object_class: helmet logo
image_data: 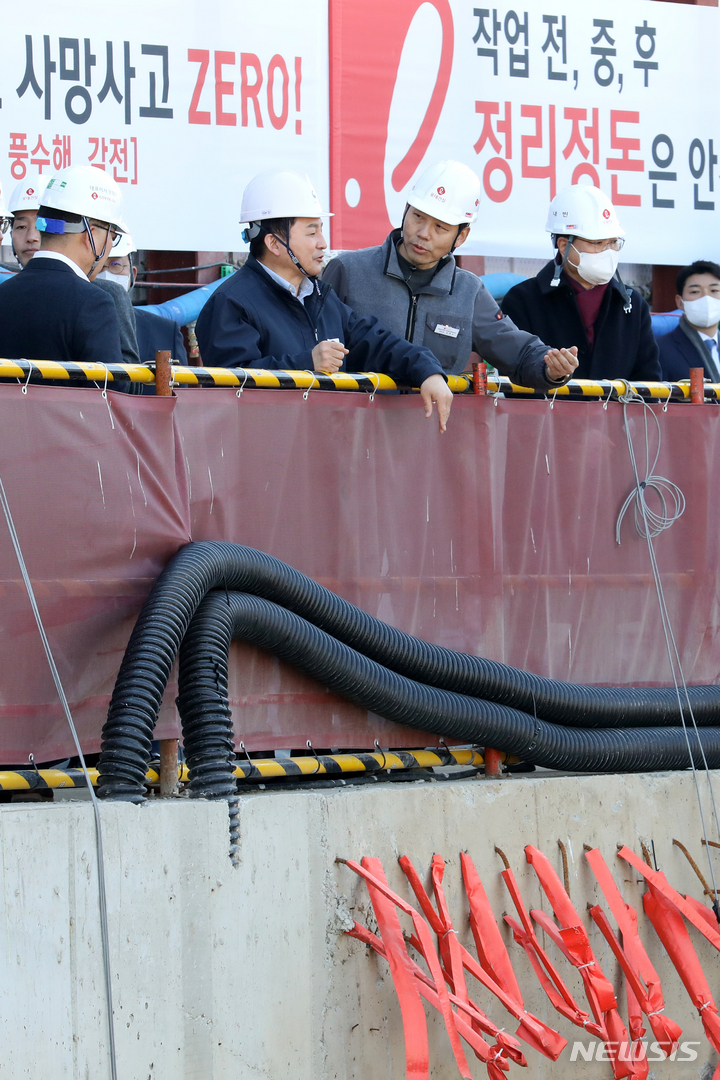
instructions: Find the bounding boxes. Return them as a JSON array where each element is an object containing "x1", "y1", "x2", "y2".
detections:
[
  {"x1": 475, "y1": 199, "x2": 479, "y2": 206},
  {"x1": 91, "y1": 192, "x2": 99, "y2": 200},
  {"x1": 437, "y1": 186, "x2": 445, "y2": 195},
  {"x1": 603, "y1": 208, "x2": 610, "y2": 219},
  {"x1": 26, "y1": 187, "x2": 34, "y2": 196}
]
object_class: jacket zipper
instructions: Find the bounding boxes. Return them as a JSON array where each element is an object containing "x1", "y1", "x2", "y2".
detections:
[
  {"x1": 299, "y1": 286, "x2": 326, "y2": 343},
  {"x1": 405, "y1": 292, "x2": 418, "y2": 341}
]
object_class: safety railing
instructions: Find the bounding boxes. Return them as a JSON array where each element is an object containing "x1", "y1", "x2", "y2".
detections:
[
  {"x1": 0, "y1": 747, "x2": 491, "y2": 792},
  {"x1": 0, "y1": 359, "x2": 716, "y2": 402}
]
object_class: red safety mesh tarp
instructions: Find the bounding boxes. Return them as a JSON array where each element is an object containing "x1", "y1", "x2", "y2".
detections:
[{"x1": 1, "y1": 383, "x2": 719, "y2": 762}]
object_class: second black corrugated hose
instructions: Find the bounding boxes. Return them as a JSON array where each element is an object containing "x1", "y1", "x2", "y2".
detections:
[{"x1": 174, "y1": 590, "x2": 720, "y2": 779}]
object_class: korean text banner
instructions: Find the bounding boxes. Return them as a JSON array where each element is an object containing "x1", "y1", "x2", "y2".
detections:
[
  {"x1": 330, "y1": 0, "x2": 720, "y2": 264},
  {"x1": 0, "y1": 0, "x2": 329, "y2": 251}
]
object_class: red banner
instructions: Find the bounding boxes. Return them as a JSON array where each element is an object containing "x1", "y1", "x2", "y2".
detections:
[{"x1": 1, "y1": 384, "x2": 719, "y2": 761}]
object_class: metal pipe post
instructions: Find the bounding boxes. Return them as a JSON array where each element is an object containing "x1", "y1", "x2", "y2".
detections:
[
  {"x1": 690, "y1": 367, "x2": 705, "y2": 404},
  {"x1": 155, "y1": 349, "x2": 173, "y2": 397},
  {"x1": 484, "y1": 747, "x2": 503, "y2": 778},
  {"x1": 159, "y1": 739, "x2": 179, "y2": 797}
]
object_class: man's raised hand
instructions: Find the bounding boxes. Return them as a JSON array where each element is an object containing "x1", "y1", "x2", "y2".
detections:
[{"x1": 312, "y1": 339, "x2": 349, "y2": 373}]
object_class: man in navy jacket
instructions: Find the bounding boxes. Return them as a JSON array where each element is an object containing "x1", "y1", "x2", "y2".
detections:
[
  {"x1": 658, "y1": 261, "x2": 720, "y2": 382},
  {"x1": 135, "y1": 309, "x2": 187, "y2": 366},
  {"x1": 0, "y1": 166, "x2": 124, "y2": 366},
  {"x1": 196, "y1": 169, "x2": 454, "y2": 431}
]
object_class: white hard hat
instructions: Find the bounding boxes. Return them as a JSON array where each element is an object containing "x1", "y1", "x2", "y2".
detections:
[
  {"x1": 407, "y1": 160, "x2": 481, "y2": 226},
  {"x1": 41, "y1": 166, "x2": 126, "y2": 231},
  {"x1": 240, "y1": 169, "x2": 333, "y2": 223},
  {"x1": 546, "y1": 184, "x2": 625, "y2": 241},
  {"x1": 112, "y1": 232, "x2": 136, "y2": 258},
  {"x1": 9, "y1": 176, "x2": 45, "y2": 214}
]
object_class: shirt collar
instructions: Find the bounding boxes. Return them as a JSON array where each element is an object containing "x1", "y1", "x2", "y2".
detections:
[
  {"x1": 258, "y1": 260, "x2": 315, "y2": 302},
  {"x1": 32, "y1": 250, "x2": 89, "y2": 280}
]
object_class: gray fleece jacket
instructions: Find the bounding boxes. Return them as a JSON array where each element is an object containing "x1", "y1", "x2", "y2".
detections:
[
  {"x1": 94, "y1": 277, "x2": 140, "y2": 364},
  {"x1": 322, "y1": 230, "x2": 562, "y2": 388}
]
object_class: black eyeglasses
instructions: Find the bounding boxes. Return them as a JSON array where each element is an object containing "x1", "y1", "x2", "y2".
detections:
[{"x1": 89, "y1": 221, "x2": 122, "y2": 248}]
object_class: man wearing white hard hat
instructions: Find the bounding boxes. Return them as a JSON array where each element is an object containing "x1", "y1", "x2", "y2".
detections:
[
  {"x1": 90, "y1": 231, "x2": 141, "y2": 365},
  {"x1": 323, "y1": 160, "x2": 578, "y2": 387},
  {"x1": 196, "y1": 169, "x2": 454, "y2": 432},
  {"x1": 502, "y1": 184, "x2": 660, "y2": 382},
  {"x1": 8, "y1": 176, "x2": 43, "y2": 267},
  {"x1": 0, "y1": 165, "x2": 125, "y2": 365}
]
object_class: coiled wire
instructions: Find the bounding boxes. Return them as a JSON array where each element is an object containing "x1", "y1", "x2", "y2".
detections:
[{"x1": 615, "y1": 388, "x2": 685, "y2": 543}]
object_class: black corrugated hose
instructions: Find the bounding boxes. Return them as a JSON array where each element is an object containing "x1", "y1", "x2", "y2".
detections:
[
  {"x1": 176, "y1": 591, "x2": 720, "y2": 775},
  {"x1": 97, "y1": 541, "x2": 720, "y2": 802}
]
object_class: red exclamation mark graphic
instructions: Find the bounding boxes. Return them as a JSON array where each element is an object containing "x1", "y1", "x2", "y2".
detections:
[{"x1": 294, "y1": 57, "x2": 302, "y2": 134}]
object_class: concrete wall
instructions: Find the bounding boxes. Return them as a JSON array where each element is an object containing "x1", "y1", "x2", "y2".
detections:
[{"x1": 2, "y1": 770, "x2": 719, "y2": 1079}]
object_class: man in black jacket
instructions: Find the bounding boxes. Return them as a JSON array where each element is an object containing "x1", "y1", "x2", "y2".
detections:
[
  {"x1": 196, "y1": 169, "x2": 454, "y2": 431},
  {"x1": 502, "y1": 185, "x2": 660, "y2": 383},
  {"x1": 658, "y1": 261, "x2": 720, "y2": 382},
  {"x1": 0, "y1": 165, "x2": 125, "y2": 366}
]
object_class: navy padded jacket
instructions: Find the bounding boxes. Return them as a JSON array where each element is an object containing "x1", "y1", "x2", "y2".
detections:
[{"x1": 196, "y1": 256, "x2": 444, "y2": 386}]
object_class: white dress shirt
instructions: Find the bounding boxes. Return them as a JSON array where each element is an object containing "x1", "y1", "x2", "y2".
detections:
[{"x1": 32, "y1": 250, "x2": 88, "y2": 280}]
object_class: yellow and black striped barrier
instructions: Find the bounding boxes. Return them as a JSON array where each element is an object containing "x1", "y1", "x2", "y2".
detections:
[
  {"x1": 0, "y1": 359, "x2": 715, "y2": 402},
  {"x1": 0, "y1": 359, "x2": 469, "y2": 394},
  {"x1": 0, "y1": 748, "x2": 490, "y2": 791},
  {"x1": 0, "y1": 359, "x2": 156, "y2": 385},
  {"x1": 485, "y1": 375, "x2": 699, "y2": 402},
  {"x1": 169, "y1": 368, "x2": 475, "y2": 393}
]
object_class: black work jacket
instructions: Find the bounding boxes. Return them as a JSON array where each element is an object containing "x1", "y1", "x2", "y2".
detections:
[{"x1": 501, "y1": 261, "x2": 661, "y2": 382}]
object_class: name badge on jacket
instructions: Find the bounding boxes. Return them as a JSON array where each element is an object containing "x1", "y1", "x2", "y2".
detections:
[{"x1": 434, "y1": 323, "x2": 460, "y2": 338}]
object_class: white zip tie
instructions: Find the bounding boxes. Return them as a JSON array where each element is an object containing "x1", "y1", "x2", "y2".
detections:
[
  {"x1": 302, "y1": 370, "x2": 319, "y2": 400},
  {"x1": 21, "y1": 361, "x2": 33, "y2": 395},
  {"x1": 235, "y1": 368, "x2": 249, "y2": 399}
]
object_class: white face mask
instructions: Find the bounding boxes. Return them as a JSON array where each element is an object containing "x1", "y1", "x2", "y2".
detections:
[
  {"x1": 683, "y1": 294, "x2": 720, "y2": 328},
  {"x1": 96, "y1": 269, "x2": 131, "y2": 292},
  {"x1": 571, "y1": 244, "x2": 620, "y2": 287}
]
